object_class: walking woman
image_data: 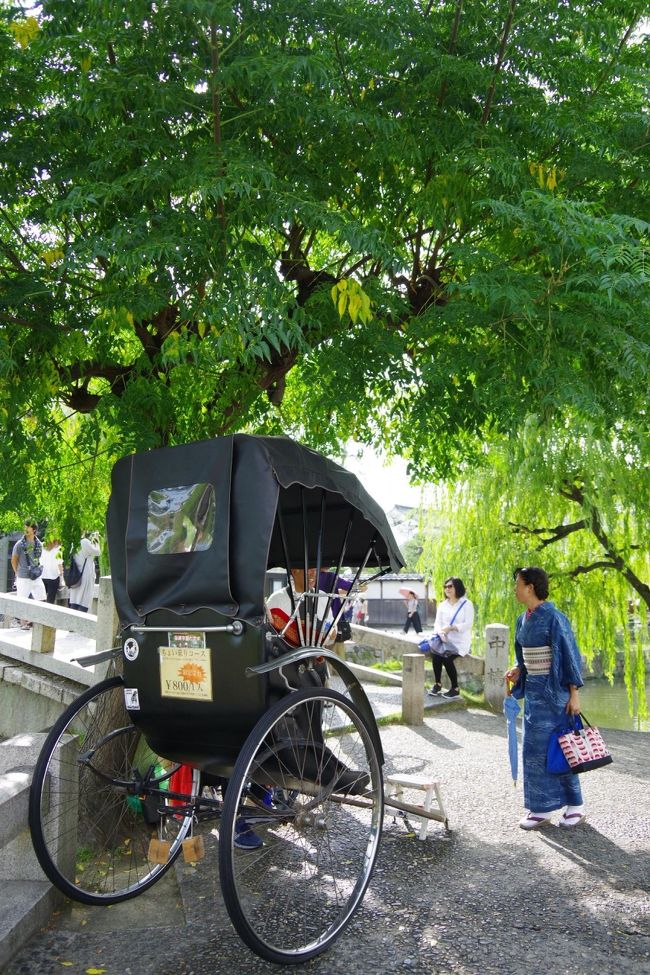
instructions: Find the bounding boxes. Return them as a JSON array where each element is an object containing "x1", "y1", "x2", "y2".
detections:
[
  {"x1": 402, "y1": 591, "x2": 423, "y2": 634},
  {"x1": 505, "y1": 567, "x2": 585, "y2": 830}
]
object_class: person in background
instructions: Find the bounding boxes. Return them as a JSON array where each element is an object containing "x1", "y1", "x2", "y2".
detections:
[
  {"x1": 505, "y1": 566, "x2": 585, "y2": 830},
  {"x1": 354, "y1": 596, "x2": 368, "y2": 626},
  {"x1": 67, "y1": 531, "x2": 101, "y2": 612},
  {"x1": 11, "y1": 520, "x2": 46, "y2": 628},
  {"x1": 427, "y1": 577, "x2": 474, "y2": 699},
  {"x1": 402, "y1": 590, "x2": 423, "y2": 634},
  {"x1": 41, "y1": 538, "x2": 63, "y2": 604},
  {"x1": 266, "y1": 568, "x2": 352, "y2": 648}
]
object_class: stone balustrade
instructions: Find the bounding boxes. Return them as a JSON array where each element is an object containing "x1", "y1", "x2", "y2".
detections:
[{"x1": 0, "y1": 576, "x2": 119, "y2": 687}]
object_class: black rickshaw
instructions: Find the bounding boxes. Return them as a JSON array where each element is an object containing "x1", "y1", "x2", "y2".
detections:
[{"x1": 28, "y1": 434, "x2": 405, "y2": 964}]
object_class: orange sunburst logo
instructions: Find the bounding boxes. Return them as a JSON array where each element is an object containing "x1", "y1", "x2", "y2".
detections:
[{"x1": 178, "y1": 662, "x2": 207, "y2": 684}]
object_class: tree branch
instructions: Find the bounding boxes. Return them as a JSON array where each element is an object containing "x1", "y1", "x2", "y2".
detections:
[
  {"x1": 210, "y1": 21, "x2": 226, "y2": 233},
  {"x1": 0, "y1": 206, "x2": 40, "y2": 266},
  {"x1": 591, "y1": 15, "x2": 641, "y2": 97},
  {"x1": 437, "y1": 0, "x2": 463, "y2": 107},
  {"x1": 481, "y1": 0, "x2": 517, "y2": 125},
  {"x1": 559, "y1": 480, "x2": 650, "y2": 609},
  {"x1": 0, "y1": 311, "x2": 35, "y2": 328},
  {"x1": 564, "y1": 561, "x2": 619, "y2": 578},
  {"x1": 333, "y1": 36, "x2": 373, "y2": 141},
  {"x1": 509, "y1": 519, "x2": 588, "y2": 547}
]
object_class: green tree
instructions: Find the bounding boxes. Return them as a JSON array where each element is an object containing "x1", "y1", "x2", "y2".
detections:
[
  {"x1": 2, "y1": 3, "x2": 649, "y2": 480},
  {"x1": 420, "y1": 417, "x2": 649, "y2": 717}
]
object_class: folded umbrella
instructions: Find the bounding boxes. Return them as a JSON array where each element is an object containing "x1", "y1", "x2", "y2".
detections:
[{"x1": 503, "y1": 690, "x2": 520, "y2": 786}]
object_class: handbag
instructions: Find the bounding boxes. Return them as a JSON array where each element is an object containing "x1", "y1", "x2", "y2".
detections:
[
  {"x1": 548, "y1": 712, "x2": 613, "y2": 775},
  {"x1": 337, "y1": 618, "x2": 352, "y2": 642},
  {"x1": 426, "y1": 600, "x2": 468, "y2": 657},
  {"x1": 63, "y1": 557, "x2": 86, "y2": 589},
  {"x1": 547, "y1": 715, "x2": 579, "y2": 774}
]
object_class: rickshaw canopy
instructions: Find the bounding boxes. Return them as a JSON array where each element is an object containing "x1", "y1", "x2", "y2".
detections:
[{"x1": 107, "y1": 434, "x2": 404, "y2": 626}]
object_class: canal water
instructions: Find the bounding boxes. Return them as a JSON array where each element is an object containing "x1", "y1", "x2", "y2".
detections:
[{"x1": 579, "y1": 677, "x2": 648, "y2": 732}]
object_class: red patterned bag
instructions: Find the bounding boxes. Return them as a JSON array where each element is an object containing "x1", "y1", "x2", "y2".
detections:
[{"x1": 557, "y1": 713, "x2": 613, "y2": 774}]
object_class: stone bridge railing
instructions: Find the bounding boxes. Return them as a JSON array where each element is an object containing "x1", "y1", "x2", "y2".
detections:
[
  {"x1": 349, "y1": 621, "x2": 510, "y2": 722},
  {"x1": 0, "y1": 576, "x2": 119, "y2": 687}
]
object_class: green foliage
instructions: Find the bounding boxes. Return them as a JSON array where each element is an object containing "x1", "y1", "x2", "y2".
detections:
[
  {"x1": 419, "y1": 418, "x2": 649, "y2": 716},
  {"x1": 401, "y1": 534, "x2": 425, "y2": 572},
  {"x1": 0, "y1": 0, "x2": 649, "y2": 542}
]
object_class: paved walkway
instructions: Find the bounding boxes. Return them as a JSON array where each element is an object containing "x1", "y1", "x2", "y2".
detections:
[{"x1": 5, "y1": 698, "x2": 649, "y2": 975}]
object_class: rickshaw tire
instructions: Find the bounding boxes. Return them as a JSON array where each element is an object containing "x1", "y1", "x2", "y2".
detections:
[
  {"x1": 219, "y1": 686, "x2": 383, "y2": 964},
  {"x1": 29, "y1": 676, "x2": 198, "y2": 905}
]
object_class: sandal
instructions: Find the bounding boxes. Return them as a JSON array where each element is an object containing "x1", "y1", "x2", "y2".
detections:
[
  {"x1": 559, "y1": 811, "x2": 586, "y2": 828},
  {"x1": 519, "y1": 812, "x2": 553, "y2": 830}
]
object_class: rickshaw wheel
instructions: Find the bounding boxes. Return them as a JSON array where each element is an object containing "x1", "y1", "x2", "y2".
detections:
[
  {"x1": 219, "y1": 686, "x2": 383, "y2": 964},
  {"x1": 29, "y1": 676, "x2": 200, "y2": 904}
]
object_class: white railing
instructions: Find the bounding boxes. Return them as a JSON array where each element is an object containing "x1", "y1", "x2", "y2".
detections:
[{"x1": 0, "y1": 577, "x2": 119, "y2": 686}]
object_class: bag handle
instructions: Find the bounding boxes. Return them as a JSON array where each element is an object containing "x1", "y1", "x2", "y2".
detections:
[{"x1": 560, "y1": 713, "x2": 583, "y2": 735}]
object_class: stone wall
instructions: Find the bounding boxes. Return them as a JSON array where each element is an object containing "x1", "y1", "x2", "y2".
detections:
[{"x1": 0, "y1": 661, "x2": 85, "y2": 738}]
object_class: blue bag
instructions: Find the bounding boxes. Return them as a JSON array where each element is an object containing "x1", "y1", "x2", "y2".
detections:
[{"x1": 547, "y1": 714, "x2": 583, "y2": 774}]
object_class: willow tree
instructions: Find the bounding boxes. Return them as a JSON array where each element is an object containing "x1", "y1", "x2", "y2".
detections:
[
  {"x1": 420, "y1": 417, "x2": 649, "y2": 716},
  {"x1": 1, "y1": 1, "x2": 649, "y2": 520}
]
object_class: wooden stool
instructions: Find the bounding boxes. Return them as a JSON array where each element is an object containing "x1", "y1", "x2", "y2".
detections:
[{"x1": 384, "y1": 773, "x2": 448, "y2": 839}]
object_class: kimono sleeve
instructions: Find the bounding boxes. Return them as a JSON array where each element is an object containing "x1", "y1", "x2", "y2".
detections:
[{"x1": 550, "y1": 613, "x2": 584, "y2": 690}]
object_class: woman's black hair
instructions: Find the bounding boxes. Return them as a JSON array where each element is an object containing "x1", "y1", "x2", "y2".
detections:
[
  {"x1": 444, "y1": 577, "x2": 466, "y2": 597},
  {"x1": 513, "y1": 566, "x2": 549, "y2": 600}
]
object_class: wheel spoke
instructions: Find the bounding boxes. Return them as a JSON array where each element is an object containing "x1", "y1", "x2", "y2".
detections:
[
  {"x1": 219, "y1": 688, "x2": 383, "y2": 963},
  {"x1": 29, "y1": 677, "x2": 199, "y2": 904}
]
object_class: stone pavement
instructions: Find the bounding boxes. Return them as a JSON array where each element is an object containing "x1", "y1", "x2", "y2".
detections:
[{"x1": 4, "y1": 694, "x2": 649, "y2": 975}]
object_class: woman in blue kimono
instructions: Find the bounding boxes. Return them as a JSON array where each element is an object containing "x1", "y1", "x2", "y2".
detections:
[{"x1": 505, "y1": 567, "x2": 586, "y2": 830}]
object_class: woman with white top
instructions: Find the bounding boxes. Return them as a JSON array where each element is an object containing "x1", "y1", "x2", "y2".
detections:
[
  {"x1": 67, "y1": 532, "x2": 101, "y2": 612},
  {"x1": 427, "y1": 577, "x2": 474, "y2": 699},
  {"x1": 41, "y1": 538, "x2": 63, "y2": 604}
]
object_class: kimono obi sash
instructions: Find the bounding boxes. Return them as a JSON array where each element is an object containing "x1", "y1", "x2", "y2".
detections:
[{"x1": 522, "y1": 645, "x2": 552, "y2": 675}]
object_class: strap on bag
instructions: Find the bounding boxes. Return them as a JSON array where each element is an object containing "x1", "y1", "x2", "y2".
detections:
[
  {"x1": 22, "y1": 537, "x2": 41, "y2": 567},
  {"x1": 448, "y1": 599, "x2": 467, "y2": 628},
  {"x1": 556, "y1": 712, "x2": 583, "y2": 737}
]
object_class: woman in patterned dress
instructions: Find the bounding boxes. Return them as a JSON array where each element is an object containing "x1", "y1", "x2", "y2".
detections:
[{"x1": 505, "y1": 567, "x2": 586, "y2": 830}]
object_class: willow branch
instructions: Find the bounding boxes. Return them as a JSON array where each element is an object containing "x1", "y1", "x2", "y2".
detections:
[
  {"x1": 564, "y1": 561, "x2": 619, "y2": 578},
  {"x1": 560, "y1": 481, "x2": 650, "y2": 609},
  {"x1": 509, "y1": 519, "x2": 588, "y2": 547}
]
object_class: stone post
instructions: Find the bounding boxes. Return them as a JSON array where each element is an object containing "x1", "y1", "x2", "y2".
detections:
[
  {"x1": 332, "y1": 642, "x2": 347, "y2": 661},
  {"x1": 402, "y1": 653, "x2": 424, "y2": 725},
  {"x1": 31, "y1": 622, "x2": 56, "y2": 653},
  {"x1": 95, "y1": 576, "x2": 119, "y2": 654},
  {"x1": 484, "y1": 623, "x2": 510, "y2": 710}
]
